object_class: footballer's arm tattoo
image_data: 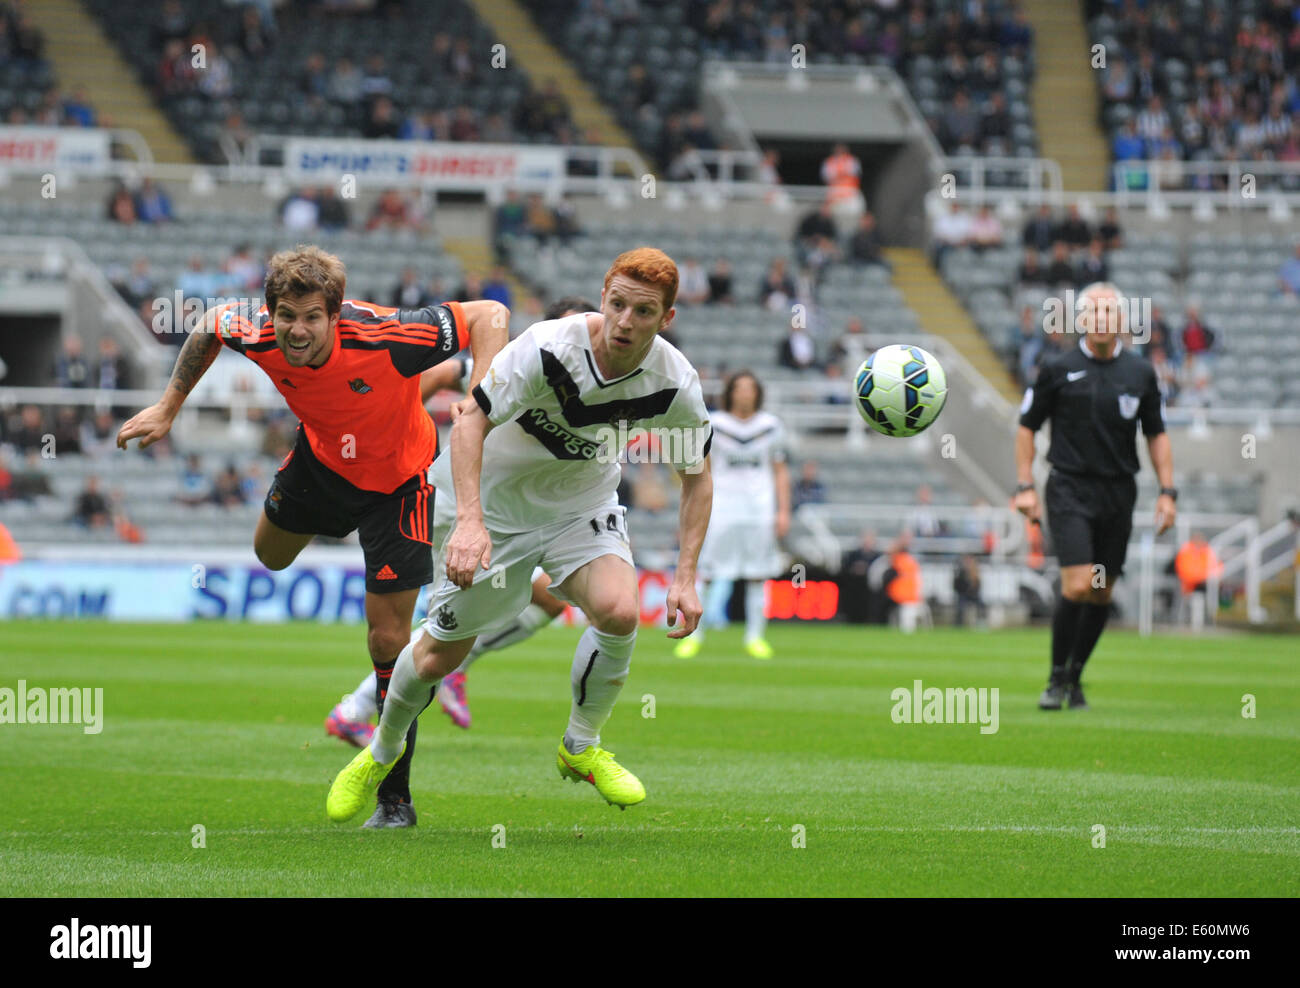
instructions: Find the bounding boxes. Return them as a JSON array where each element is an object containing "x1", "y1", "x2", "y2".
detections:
[{"x1": 165, "y1": 330, "x2": 223, "y2": 405}]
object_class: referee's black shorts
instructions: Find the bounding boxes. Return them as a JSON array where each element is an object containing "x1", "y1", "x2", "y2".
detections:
[
  {"x1": 1044, "y1": 469, "x2": 1137, "y2": 577},
  {"x1": 262, "y1": 427, "x2": 434, "y2": 594}
]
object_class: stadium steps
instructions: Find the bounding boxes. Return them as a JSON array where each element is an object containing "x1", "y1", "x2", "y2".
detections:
[
  {"x1": 460, "y1": 0, "x2": 644, "y2": 175},
  {"x1": 440, "y1": 236, "x2": 536, "y2": 314},
  {"x1": 1021, "y1": 0, "x2": 1109, "y2": 192},
  {"x1": 26, "y1": 0, "x2": 194, "y2": 164},
  {"x1": 883, "y1": 247, "x2": 1019, "y2": 403}
]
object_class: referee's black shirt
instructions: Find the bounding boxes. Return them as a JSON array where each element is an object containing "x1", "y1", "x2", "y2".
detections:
[{"x1": 1019, "y1": 338, "x2": 1165, "y2": 477}]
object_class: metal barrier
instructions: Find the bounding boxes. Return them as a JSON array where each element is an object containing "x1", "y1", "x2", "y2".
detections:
[
  {"x1": 1112, "y1": 160, "x2": 1300, "y2": 208},
  {"x1": 1204, "y1": 516, "x2": 1298, "y2": 626},
  {"x1": 794, "y1": 503, "x2": 1027, "y2": 569},
  {"x1": 942, "y1": 156, "x2": 1064, "y2": 197}
]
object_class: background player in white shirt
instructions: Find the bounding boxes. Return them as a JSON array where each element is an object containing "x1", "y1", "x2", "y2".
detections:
[
  {"x1": 327, "y1": 248, "x2": 714, "y2": 816},
  {"x1": 674, "y1": 371, "x2": 790, "y2": 660}
]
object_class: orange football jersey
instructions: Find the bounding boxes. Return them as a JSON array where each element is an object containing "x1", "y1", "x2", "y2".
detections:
[{"x1": 215, "y1": 299, "x2": 467, "y2": 493}]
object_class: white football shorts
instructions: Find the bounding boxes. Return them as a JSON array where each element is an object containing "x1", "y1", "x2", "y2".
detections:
[
  {"x1": 699, "y1": 516, "x2": 780, "y2": 581},
  {"x1": 422, "y1": 497, "x2": 634, "y2": 641}
]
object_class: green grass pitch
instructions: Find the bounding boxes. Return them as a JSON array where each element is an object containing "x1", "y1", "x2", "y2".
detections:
[{"x1": 0, "y1": 621, "x2": 1295, "y2": 897}]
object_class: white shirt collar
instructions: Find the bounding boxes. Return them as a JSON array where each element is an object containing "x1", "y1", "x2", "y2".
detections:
[{"x1": 1079, "y1": 336, "x2": 1123, "y2": 360}]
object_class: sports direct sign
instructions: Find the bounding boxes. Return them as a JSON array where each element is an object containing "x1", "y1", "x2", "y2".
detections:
[
  {"x1": 283, "y1": 138, "x2": 565, "y2": 188},
  {"x1": 0, "y1": 126, "x2": 112, "y2": 174}
]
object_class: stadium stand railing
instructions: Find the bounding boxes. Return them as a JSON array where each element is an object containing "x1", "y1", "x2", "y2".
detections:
[{"x1": 1111, "y1": 160, "x2": 1300, "y2": 204}]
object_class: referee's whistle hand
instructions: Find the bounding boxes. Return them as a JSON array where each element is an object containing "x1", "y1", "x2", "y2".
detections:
[
  {"x1": 1013, "y1": 488, "x2": 1040, "y2": 524},
  {"x1": 1154, "y1": 495, "x2": 1177, "y2": 536}
]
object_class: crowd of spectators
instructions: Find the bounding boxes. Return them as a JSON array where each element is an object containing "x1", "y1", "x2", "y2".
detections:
[
  {"x1": 103, "y1": 242, "x2": 266, "y2": 342},
  {"x1": 142, "y1": 1, "x2": 576, "y2": 160},
  {"x1": 539, "y1": 0, "x2": 1034, "y2": 173},
  {"x1": 973, "y1": 198, "x2": 1227, "y2": 406},
  {"x1": 1093, "y1": 0, "x2": 1300, "y2": 190},
  {"x1": 4, "y1": 83, "x2": 103, "y2": 129},
  {"x1": 106, "y1": 178, "x2": 175, "y2": 225},
  {"x1": 53, "y1": 334, "x2": 132, "y2": 393},
  {"x1": 686, "y1": 0, "x2": 1034, "y2": 160},
  {"x1": 174, "y1": 453, "x2": 264, "y2": 509},
  {"x1": 0, "y1": 1, "x2": 45, "y2": 73},
  {"x1": 0, "y1": 340, "x2": 292, "y2": 542},
  {"x1": 1138, "y1": 302, "x2": 1218, "y2": 408},
  {"x1": 492, "y1": 190, "x2": 581, "y2": 260},
  {"x1": 684, "y1": 1, "x2": 1031, "y2": 72},
  {"x1": 0, "y1": 396, "x2": 143, "y2": 541},
  {"x1": 1, "y1": 2, "x2": 105, "y2": 129}
]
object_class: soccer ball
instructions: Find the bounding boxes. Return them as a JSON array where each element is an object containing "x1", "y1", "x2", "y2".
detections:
[{"x1": 853, "y1": 344, "x2": 948, "y2": 437}]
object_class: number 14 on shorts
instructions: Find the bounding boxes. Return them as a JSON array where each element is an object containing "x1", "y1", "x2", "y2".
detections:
[{"x1": 590, "y1": 512, "x2": 627, "y2": 542}]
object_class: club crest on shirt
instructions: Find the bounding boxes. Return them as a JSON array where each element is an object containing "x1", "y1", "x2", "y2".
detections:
[
  {"x1": 1118, "y1": 393, "x2": 1140, "y2": 419},
  {"x1": 349, "y1": 378, "x2": 372, "y2": 394}
]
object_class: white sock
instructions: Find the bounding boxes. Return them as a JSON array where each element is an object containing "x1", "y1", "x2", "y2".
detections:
[
  {"x1": 458, "y1": 603, "x2": 554, "y2": 672},
  {"x1": 337, "y1": 671, "x2": 377, "y2": 722},
  {"x1": 563, "y1": 626, "x2": 635, "y2": 754},
  {"x1": 744, "y1": 580, "x2": 768, "y2": 643},
  {"x1": 370, "y1": 636, "x2": 438, "y2": 764}
]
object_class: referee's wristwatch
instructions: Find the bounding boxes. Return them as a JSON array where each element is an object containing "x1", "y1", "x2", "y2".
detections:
[
  {"x1": 1159, "y1": 487, "x2": 1179, "y2": 502},
  {"x1": 1014, "y1": 482, "x2": 1035, "y2": 495}
]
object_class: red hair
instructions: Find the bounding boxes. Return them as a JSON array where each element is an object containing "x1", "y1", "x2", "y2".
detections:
[{"x1": 603, "y1": 247, "x2": 678, "y2": 310}]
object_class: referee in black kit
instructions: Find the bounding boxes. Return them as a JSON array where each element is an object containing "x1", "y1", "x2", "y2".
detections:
[{"x1": 1014, "y1": 282, "x2": 1177, "y2": 710}]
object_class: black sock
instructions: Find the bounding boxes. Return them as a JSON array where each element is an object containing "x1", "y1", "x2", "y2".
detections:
[
  {"x1": 1051, "y1": 597, "x2": 1085, "y2": 682},
  {"x1": 377, "y1": 719, "x2": 417, "y2": 804},
  {"x1": 370, "y1": 656, "x2": 401, "y2": 802},
  {"x1": 1070, "y1": 603, "x2": 1111, "y2": 682},
  {"x1": 372, "y1": 657, "x2": 396, "y2": 712}
]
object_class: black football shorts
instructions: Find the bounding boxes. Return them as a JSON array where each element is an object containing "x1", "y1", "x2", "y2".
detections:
[
  {"x1": 1044, "y1": 468, "x2": 1138, "y2": 577},
  {"x1": 263, "y1": 427, "x2": 434, "y2": 593}
]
